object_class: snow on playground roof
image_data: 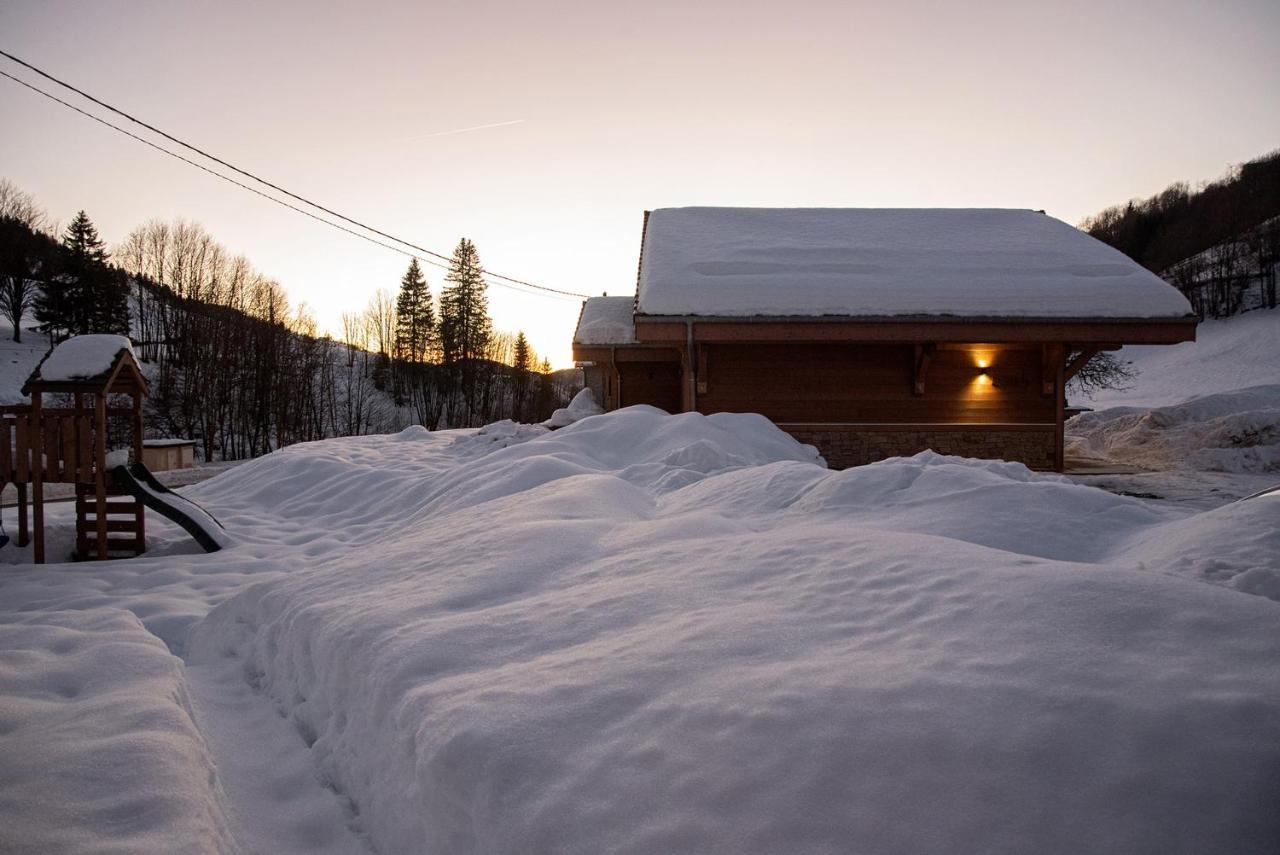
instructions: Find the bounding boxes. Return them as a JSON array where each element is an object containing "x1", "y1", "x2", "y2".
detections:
[
  {"x1": 636, "y1": 208, "x2": 1195, "y2": 319},
  {"x1": 573, "y1": 295, "x2": 636, "y2": 345},
  {"x1": 34, "y1": 334, "x2": 135, "y2": 382}
]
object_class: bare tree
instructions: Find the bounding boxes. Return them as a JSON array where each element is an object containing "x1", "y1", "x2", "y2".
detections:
[{"x1": 0, "y1": 180, "x2": 50, "y2": 342}]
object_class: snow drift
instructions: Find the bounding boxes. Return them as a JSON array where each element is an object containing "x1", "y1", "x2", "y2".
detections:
[
  {"x1": 0, "y1": 609, "x2": 237, "y2": 854},
  {"x1": 1069, "y1": 385, "x2": 1280, "y2": 473},
  {"x1": 163, "y1": 409, "x2": 1280, "y2": 854},
  {"x1": 3, "y1": 407, "x2": 1278, "y2": 853}
]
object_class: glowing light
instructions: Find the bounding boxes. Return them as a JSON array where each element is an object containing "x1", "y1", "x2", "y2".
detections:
[{"x1": 975, "y1": 356, "x2": 991, "y2": 369}]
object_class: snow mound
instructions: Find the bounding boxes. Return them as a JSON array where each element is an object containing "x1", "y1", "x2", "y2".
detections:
[
  {"x1": 573, "y1": 295, "x2": 635, "y2": 345},
  {"x1": 543, "y1": 387, "x2": 605, "y2": 428},
  {"x1": 1118, "y1": 490, "x2": 1280, "y2": 601},
  {"x1": 0, "y1": 609, "x2": 235, "y2": 854},
  {"x1": 35, "y1": 334, "x2": 134, "y2": 382},
  {"x1": 1069, "y1": 385, "x2": 1280, "y2": 472},
  {"x1": 177, "y1": 415, "x2": 1279, "y2": 855}
]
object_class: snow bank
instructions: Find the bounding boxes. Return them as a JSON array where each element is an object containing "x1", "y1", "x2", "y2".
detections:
[
  {"x1": 573, "y1": 295, "x2": 635, "y2": 345},
  {"x1": 638, "y1": 208, "x2": 1193, "y2": 318},
  {"x1": 543, "y1": 387, "x2": 604, "y2": 428},
  {"x1": 178, "y1": 417, "x2": 1279, "y2": 855},
  {"x1": 35, "y1": 334, "x2": 134, "y2": 382},
  {"x1": 1069, "y1": 385, "x2": 1280, "y2": 473},
  {"x1": 0, "y1": 609, "x2": 236, "y2": 854},
  {"x1": 1087, "y1": 306, "x2": 1280, "y2": 410}
]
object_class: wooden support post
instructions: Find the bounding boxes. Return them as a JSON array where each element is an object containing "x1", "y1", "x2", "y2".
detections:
[
  {"x1": 696, "y1": 344, "x2": 710, "y2": 395},
  {"x1": 16, "y1": 482, "x2": 27, "y2": 547},
  {"x1": 31, "y1": 392, "x2": 43, "y2": 564},
  {"x1": 913, "y1": 343, "x2": 936, "y2": 395},
  {"x1": 1049, "y1": 343, "x2": 1066, "y2": 472},
  {"x1": 1041, "y1": 344, "x2": 1057, "y2": 396},
  {"x1": 95, "y1": 394, "x2": 108, "y2": 560},
  {"x1": 132, "y1": 389, "x2": 145, "y2": 554}
]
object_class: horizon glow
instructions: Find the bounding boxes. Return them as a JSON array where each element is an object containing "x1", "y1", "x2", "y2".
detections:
[{"x1": 2, "y1": 0, "x2": 1278, "y2": 367}]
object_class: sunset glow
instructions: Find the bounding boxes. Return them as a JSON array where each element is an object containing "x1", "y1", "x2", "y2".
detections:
[{"x1": 2, "y1": 0, "x2": 1277, "y2": 367}]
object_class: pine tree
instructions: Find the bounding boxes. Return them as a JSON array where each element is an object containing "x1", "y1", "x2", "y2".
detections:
[
  {"x1": 534, "y1": 357, "x2": 556, "y2": 421},
  {"x1": 438, "y1": 238, "x2": 491, "y2": 366},
  {"x1": 394, "y1": 259, "x2": 434, "y2": 364},
  {"x1": 35, "y1": 211, "x2": 128, "y2": 340},
  {"x1": 511, "y1": 330, "x2": 533, "y2": 421},
  {"x1": 513, "y1": 330, "x2": 531, "y2": 371}
]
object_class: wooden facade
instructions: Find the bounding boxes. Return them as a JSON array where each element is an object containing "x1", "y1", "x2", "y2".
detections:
[{"x1": 575, "y1": 316, "x2": 1196, "y2": 472}]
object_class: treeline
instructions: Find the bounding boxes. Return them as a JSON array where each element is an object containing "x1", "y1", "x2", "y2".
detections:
[
  {"x1": 1082, "y1": 149, "x2": 1280, "y2": 318},
  {"x1": 343, "y1": 254, "x2": 563, "y2": 430},
  {"x1": 0, "y1": 179, "x2": 577, "y2": 461},
  {"x1": 0, "y1": 184, "x2": 131, "y2": 344}
]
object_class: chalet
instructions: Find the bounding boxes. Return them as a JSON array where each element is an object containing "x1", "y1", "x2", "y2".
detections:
[{"x1": 573, "y1": 208, "x2": 1197, "y2": 471}]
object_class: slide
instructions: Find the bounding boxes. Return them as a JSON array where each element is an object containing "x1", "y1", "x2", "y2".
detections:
[{"x1": 111, "y1": 463, "x2": 228, "y2": 553}]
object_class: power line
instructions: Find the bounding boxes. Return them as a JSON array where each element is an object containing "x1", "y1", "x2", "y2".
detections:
[{"x1": 0, "y1": 49, "x2": 590, "y2": 300}]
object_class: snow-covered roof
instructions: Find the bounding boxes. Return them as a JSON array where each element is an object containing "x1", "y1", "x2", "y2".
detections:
[
  {"x1": 35, "y1": 335, "x2": 136, "y2": 382},
  {"x1": 573, "y1": 296, "x2": 636, "y2": 345},
  {"x1": 637, "y1": 208, "x2": 1194, "y2": 319}
]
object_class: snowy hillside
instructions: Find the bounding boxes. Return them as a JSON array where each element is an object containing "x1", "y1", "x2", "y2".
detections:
[
  {"x1": 2, "y1": 408, "x2": 1278, "y2": 854},
  {"x1": 1068, "y1": 308, "x2": 1280, "y2": 480},
  {"x1": 1086, "y1": 307, "x2": 1280, "y2": 410},
  {"x1": 0, "y1": 320, "x2": 48, "y2": 404}
]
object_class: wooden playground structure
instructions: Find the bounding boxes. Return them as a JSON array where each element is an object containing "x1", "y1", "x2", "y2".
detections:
[{"x1": 1, "y1": 343, "x2": 148, "y2": 564}]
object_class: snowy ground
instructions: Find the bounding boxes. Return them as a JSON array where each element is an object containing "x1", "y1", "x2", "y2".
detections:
[
  {"x1": 1067, "y1": 306, "x2": 1280, "y2": 505},
  {"x1": 1, "y1": 408, "x2": 1278, "y2": 854}
]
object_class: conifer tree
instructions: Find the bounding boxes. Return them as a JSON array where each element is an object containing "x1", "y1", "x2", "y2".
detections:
[
  {"x1": 438, "y1": 238, "x2": 491, "y2": 366},
  {"x1": 513, "y1": 330, "x2": 531, "y2": 371},
  {"x1": 534, "y1": 356, "x2": 556, "y2": 421},
  {"x1": 394, "y1": 259, "x2": 434, "y2": 364},
  {"x1": 35, "y1": 211, "x2": 129, "y2": 340},
  {"x1": 511, "y1": 330, "x2": 533, "y2": 421}
]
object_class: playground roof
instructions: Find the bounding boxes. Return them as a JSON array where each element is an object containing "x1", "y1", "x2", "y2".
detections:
[{"x1": 23, "y1": 336, "x2": 149, "y2": 397}]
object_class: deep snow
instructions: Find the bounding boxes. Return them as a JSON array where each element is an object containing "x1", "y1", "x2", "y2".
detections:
[
  {"x1": 573, "y1": 295, "x2": 636, "y2": 345},
  {"x1": 3, "y1": 407, "x2": 1277, "y2": 854},
  {"x1": 637, "y1": 208, "x2": 1193, "y2": 318}
]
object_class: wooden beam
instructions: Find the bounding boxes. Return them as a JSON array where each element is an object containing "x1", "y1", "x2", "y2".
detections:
[
  {"x1": 1049, "y1": 344, "x2": 1066, "y2": 473},
  {"x1": 634, "y1": 318, "x2": 1197, "y2": 346},
  {"x1": 696, "y1": 344, "x2": 710, "y2": 395},
  {"x1": 31, "y1": 392, "x2": 43, "y2": 564},
  {"x1": 912, "y1": 343, "x2": 936, "y2": 395},
  {"x1": 1063, "y1": 348, "x2": 1102, "y2": 384},
  {"x1": 95, "y1": 394, "x2": 108, "y2": 561},
  {"x1": 1041, "y1": 344, "x2": 1056, "y2": 396}
]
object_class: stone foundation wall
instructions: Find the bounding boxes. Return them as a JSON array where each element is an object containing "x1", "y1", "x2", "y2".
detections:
[{"x1": 783, "y1": 425, "x2": 1058, "y2": 471}]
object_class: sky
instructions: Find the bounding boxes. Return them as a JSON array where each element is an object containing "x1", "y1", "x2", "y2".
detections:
[{"x1": 2, "y1": 0, "x2": 1278, "y2": 367}]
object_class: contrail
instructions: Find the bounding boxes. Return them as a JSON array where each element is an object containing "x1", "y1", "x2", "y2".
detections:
[{"x1": 422, "y1": 119, "x2": 526, "y2": 138}]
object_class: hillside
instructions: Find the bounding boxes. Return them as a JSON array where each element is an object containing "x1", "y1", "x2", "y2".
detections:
[{"x1": 1066, "y1": 308, "x2": 1280, "y2": 503}]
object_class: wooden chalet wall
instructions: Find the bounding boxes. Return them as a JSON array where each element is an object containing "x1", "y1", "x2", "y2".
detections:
[{"x1": 693, "y1": 343, "x2": 1051, "y2": 425}]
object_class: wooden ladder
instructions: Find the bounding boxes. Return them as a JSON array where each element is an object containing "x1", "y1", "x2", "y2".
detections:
[{"x1": 75, "y1": 483, "x2": 145, "y2": 560}]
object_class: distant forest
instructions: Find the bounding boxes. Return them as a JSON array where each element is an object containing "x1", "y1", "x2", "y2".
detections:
[
  {"x1": 0, "y1": 180, "x2": 577, "y2": 461},
  {"x1": 1082, "y1": 149, "x2": 1280, "y2": 318}
]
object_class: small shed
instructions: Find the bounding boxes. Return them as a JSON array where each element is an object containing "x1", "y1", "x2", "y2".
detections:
[
  {"x1": 143, "y1": 439, "x2": 197, "y2": 472},
  {"x1": 573, "y1": 208, "x2": 1198, "y2": 471}
]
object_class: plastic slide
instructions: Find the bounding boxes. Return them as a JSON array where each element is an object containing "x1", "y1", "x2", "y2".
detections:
[{"x1": 111, "y1": 463, "x2": 228, "y2": 553}]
